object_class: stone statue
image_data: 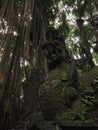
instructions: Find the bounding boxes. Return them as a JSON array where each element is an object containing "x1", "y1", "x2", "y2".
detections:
[{"x1": 39, "y1": 27, "x2": 80, "y2": 121}]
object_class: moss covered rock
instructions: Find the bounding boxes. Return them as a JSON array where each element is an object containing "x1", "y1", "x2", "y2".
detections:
[
  {"x1": 39, "y1": 63, "x2": 98, "y2": 126},
  {"x1": 39, "y1": 63, "x2": 79, "y2": 120}
]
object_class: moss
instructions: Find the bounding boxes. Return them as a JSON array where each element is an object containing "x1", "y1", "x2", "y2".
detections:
[
  {"x1": 65, "y1": 87, "x2": 76, "y2": 95},
  {"x1": 58, "y1": 63, "x2": 70, "y2": 80},
  {"x1": 58, "y1": 101, "x2": 88, "y2": 123},
  {"x1": 40, "y1": 65, "x2": 98, "y2": 125},
  {"x1": 80, "y1": 66, "x2": 98, "y2": 88},
  {"x1": 58, "y1": 111, "x2": 75, "y2": 121},
  {"x1": 60, "y1": 71, "x2": 68, "y2": 81},
  {"x1": 71, "y1": 99, "x2": 88, "y2": 120},
  {"x1": 47, "y1": 79, "x2": 64, "y2": 97}
]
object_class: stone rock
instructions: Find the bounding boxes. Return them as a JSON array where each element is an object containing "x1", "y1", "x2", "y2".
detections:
[{"x1": 39, "y1": 63, "x2": 79, "y2": 120}]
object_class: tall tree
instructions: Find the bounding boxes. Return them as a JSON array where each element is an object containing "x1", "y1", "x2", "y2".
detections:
[{"x1": 0, "y1": 0, "x2": 48, "y2": 129}]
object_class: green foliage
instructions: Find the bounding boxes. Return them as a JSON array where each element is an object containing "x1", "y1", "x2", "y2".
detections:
[
  {"x1": 24, "y1": 65, "x2": 30, "y2": 80},
  {"x1": 74, "y1": 103, "x2": 88, "y2": 120},
  {"x1": 42, "y1": 0, "x2": 98, "y2": 70},
  {"x1": 41, "y1": 0, "x2": 59, "y2": 22},
  {"x1": 62, "y1": 0, "x2": 75, "y2": 6},
  {"x1": 92, "y1": 53, "x2": 98, "y2": 65},
  {"x1": 81, "y1": 83, "x2": 96, "y2": 109},
  {"x1": 58, "y1": 102, "x2": 88, "y2": 122},
  {"x1": 52, "y1": 79, "x2": 65, "y2": 97},
  {"x1": 59, "y1": 111, "x2": 75, "y2": 121},
  {"x1": 60, "y1": 71, "x2": 67, "y2": 81},
  {"x1": 73, "y1": 28, "x2": 80, "y2": 36},
  {"x1": 57, "y1": 21, "x2": 69, "y2": 38}
]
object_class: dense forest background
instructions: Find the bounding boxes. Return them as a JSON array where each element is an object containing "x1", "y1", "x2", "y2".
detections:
[{"x1": 0, "y1": 0, "x2": 98, "y2": 130}]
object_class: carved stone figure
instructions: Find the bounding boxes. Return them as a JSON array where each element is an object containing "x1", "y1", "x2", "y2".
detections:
[{"x1": 40, "y1": 27, "x2": 80, "y2": 121}]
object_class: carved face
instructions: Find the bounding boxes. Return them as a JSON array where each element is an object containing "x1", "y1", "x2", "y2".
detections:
[
  {"x1": 46, "y1": 27, "x2": 58, "y2": 41},
  {"x1": 44, "y1": 44, "x2": 57, "y2": 64},
  {"x1": 42, "y1": 42, "x2": 66, "y2": 70}
]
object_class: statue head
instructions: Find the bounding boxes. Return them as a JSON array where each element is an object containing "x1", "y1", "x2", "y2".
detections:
[
  {"x1": 42, "y1": 41, "x2": 71, "y2": 71},
  {"x1": 46, "y1": 26, "x2": 59, "y2": 41},
  {"x1": 42, "y1": 27, "x2": 71, "y2": 71}
]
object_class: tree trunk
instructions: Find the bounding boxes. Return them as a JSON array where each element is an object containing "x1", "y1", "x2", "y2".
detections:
[{"x1": 0, "y1": 0, "x2": 48, "y2": 130}]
